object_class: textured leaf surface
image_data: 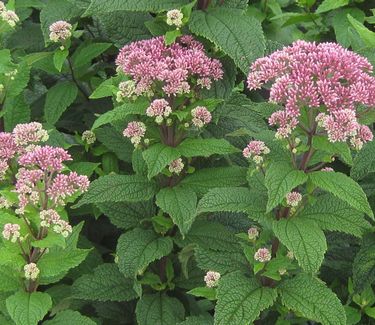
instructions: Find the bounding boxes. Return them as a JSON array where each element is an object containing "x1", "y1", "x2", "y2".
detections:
[
  {"x1": 215, "y1": 272, "x2": 277, "y2": 325},
  {"x1": 3, "y1": 95, "x2": 30, "y2": 132},
  {"x1": 136, "y1": 293, "x2": 185, "y2": 325},
  {"x1": 353, "y1": 234, "x2": 375, "y2": 292},
  {"x1": 351, "y1": 140, "x2": 375, "y2": 180},
  {"x1": 312, "y1": 136, "x2": 352, "y2": 165},
  {"x1": 178, "y1": 314, "x2": 213, "y2": 325},
  {"x1": 0, "y1": 266, "x2": 19, "y2": 292},
  {"x1": 142, "y1": 143, "x2": 180, "y2": 179},
  {"x1": 117, "y1": 228, "x2": 173, "y2": 277},
  {"x1": 265, "y1": 162, "x2": 307, "y2": 212},
  {"x1": 279, "y1": 274, "x2": 346, "y2": 325},
  {"x1": 177, "y1": 138, "x2": 239, "y2": 158},
  {"x1": 44, "y1": 81, "x2": 78, "y2": 125},
  {"x1": 156, "y1": 186, "x2": 197, "y2": 236},
  {"x1": 300, "y1": 194, "x2": 370, "y2": 237},
  {"x1": 6, "y1": 291, "x2": 52, "y2": 325},
  {"x1": 97, "y1": 200, "x2": 155, "y2": 230},
  {"x1": 316, "y1": 0, "x2": 348, "y2": 14},
  {"x1": 72, "y1": 263, "x2": 138, "y2": 302},
  {"x1": 309, "y1": 171, "x2": 373, "y2": 218},
  {"x1": 197, "y1": 187, "x2": 265, "y2": 217},
  {"x1": 72, "y1": 43, "x2": 111, "y2": 68},
  {"x1": 180, "y1": 166, "x2": 247, "y2": 195},
  {"x1": 44, "y1": 310, "x2": 96, "y2": 325},
  {"x1": 75, "y1": 174, "x2": 156, "y2": 207},
  {"x1": 273, "y1": 218, "x2": 327, "y2": 273},
  {"x1": 189, "y1": 8, "x2": 265, "y2": 73},
  {"x1": 332, "y1": 8, "x2": 365, "y2": 47}
]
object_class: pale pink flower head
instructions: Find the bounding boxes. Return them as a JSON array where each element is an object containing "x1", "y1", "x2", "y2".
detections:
[
  {"x1": 1, "y1": 10, "x2": 19, "y2": 27},
  {"x1": 168, "y1": 158, "x2": 184, "y2": 174},
  {"x1": 248, "y1": 227, "x2": 259, "y2": 240},
  {"x1": 123, "y1": 121, "x2": 146, "y2": 146},
  {"x1": 286, "y1": 191, "x2": 302, "y2": 207},
  {"x1": 204, "y1": 271, "x2": 221, "y2": 288},
  {"x1": 0, "y1": 160, "x2": 9, "y2": 179},
  {"x1": 116, "y1": 36, "x2": 223, "y2": 96},
  {"x1": 248, "y1": 41, "x2": 375, "y2": 142},
  {"x1": 2, "y1": 223, "x2": 20, "y2": 242},
  {"x1": 24, "y1": 263, "x2": 39, "y2": 280},
  {"x1": 49, "y1": 20, "x2": 72, "y2": 42},
  {"x1": 53, "y1": 219, "x2": 72, "y2": 237},
  {"x1": 321, "y1": 167, "x2": 334, "y2": 172},
  {"x1": 18, "y1": 146, "x2": 72, "y2": 172},
  {"x1": 146, "y1": 99, "x2": 172, "y2": 122},
  {"x1": 40, "y1": 209, "x2": 61, "y2": 228},
  {"x1": 13, "y1": 122, "x2": 49, "y2": 148},
  {"x1": 47, "y1": 172, "x2": 89, "y2": 205},
  {"x1": 117, "y1": 80, "x2": 136, "y2": 101},
  {"x1": 166, "y1": 9, "x2": 183, "y2": 28},
  {"x1": 0, "y1": 132, "x2": 17, "y2": 160},
  {"x1": 243, "y1": 140, "x2": 270, "y2": 164},
  {"x1": 191, "y1": 106, "x2": 211, "y2": 128},
  {"x1": 15, "y1": 168, "x2": 44, "y2": 212},
  {"x1": 254, "y1": 247, "x2": 271, "y2": 263}
]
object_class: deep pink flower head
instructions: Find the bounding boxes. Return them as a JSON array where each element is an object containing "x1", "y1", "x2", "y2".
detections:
[
  {"x1": 116, "y1": 36, "x2": 223, "y2": 96},
  {"x1": 18, "y1": 146, "x2": 72, "y2": 172},
  {"x1": 247, "y1": 41, "x2": 375, "y2": 143},
  {"x1": 13, "y1": 122, "x2": 49, "y2": 147}
]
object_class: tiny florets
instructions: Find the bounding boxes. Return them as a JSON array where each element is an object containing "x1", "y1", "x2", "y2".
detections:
[
  {"x1": 123, "y1": 121, "x2": 146, "y2": 146},
  {"x1": 0, "y1": 196, "x2": 11, "y2": 209},
  {"x1": 286, "y1": 191, "x2": 302, "y2": 207},
  {"x1": 146, "y1": 99, "x2": 172, "y2": 123},
  {"x1": 116, "y1": 80, "x2": 136, "y2": 101},
  {"x1": 191, "y1": 106, "x2": 211, "y2": 128},
  {"x1": 166, "y1": 9, "x2": 183, "y2": 28},
  {"x1": 247, "y1": 227, "x2": 259, "y2": 240},
  {"x1": 2, "y1": 223, "x2": 20, "y2": 242},
  {"x1": 204, "y1": 271, "x2": 221, "y2": 288},
  {"x1": 24, "y1": 263, "x2": 39, "y2": 280},
  {"x1": 40, "y1": 209, "x2": 61, "y2": 228},
  {"x1": 115, "y1": 36, "x2": 222, "y2": 96},
  {"x1": 254, "y1": 248, "x2": 271, "y2": 263},
  {"x1": 13, "y1": 122, "x2": 49, "y2": 148},
  {"x1": 82, "y1": 130, "x2": 96, "y2": 145},
  {"x1": 49, "y1": 20, "x2": 72, "y2": 43},
  {"x1": 321, "y1": 167, "x2": 334, "y2": 172},
  {"x1": 243, "y1": 140, "x2": 270, "y2": 164},
  {"x1": 168, "y1": 158, "x2": 184, "y2": 174},
  {"x1": 53, "y1": 219, "x2": 72, "y2": 237},
  {"x1": 1, "y1": 9, "x2": 19, "y2": 27}
]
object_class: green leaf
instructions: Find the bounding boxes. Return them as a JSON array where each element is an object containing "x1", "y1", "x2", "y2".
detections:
[
  {"x1": 117, "y1": 228, "x2": 173, "y2": 277},
  {"x1": 44, "y1": 310, "x2": 96, "y2": 325},
  {"x1": 97, "y1": 200, "x2": 155, "y2": 230},
  {"x1": 6, "y1": 291, "x2": 52, "y2": 325},
  {"x1": 75, "y1": 174, "x2": 156, "y2": 207},
  {"x1": 156, "y1": 186, "x2": 197, "y2": 236},
  {"x1": 165, "y1": 29, "x2": 182, "y2": 45},
  {"x1": 142, "y1": 143, "x2": 180, "y2": 179},
  {"x1": 68, "y1": 162, "x2": 100, "y2": 177},
  {"x1": 265, "y1": 162, "x2": 307, "y2": 212},
  {"x1": 72, "y1": 263, "x2": 139, "y2": 302},
  {"x1": 197, "y1": 187, "x2": 266, "y2": 219},
  {"x1": 84, "y1": 0, "x2": 190, "y2": 15},
  {"x1": 347, "y1": 14, "x2": 375, "y2": 47},
  {"x1": 189, "y1": 8, "x2": 265, "y2": 73},
  {"x1": 279, "y1": 273, "x2": 346, "y2": 325},
  {"x1": 72, "y1": 42, "x2": 112, "y2": 69},
  {"x1": 316, "y1": 0, "x2": 348, "y2": 14},
  {"x1": 309, "y1": 171, "x2": 373, "y2": 218},
  {"x1": 180, "y1": 166, "x2": 247, "y2": 195},
  {"x1": 178, "y1": 314, "x2": 213, "y2": 325},
  {"x1": 177, "y1": 138, "x2": 239, "y2": 158},
  {"x1": 0, "y1": 266, "x2": 20, "y2": 293},
  {"x1": 215, "y1": 272, "x2": 277, "y2": 325},
  {"x1": 273, "y1": 218, "x2": 327, "y2": 273},
  {"x1": 187, "y1": 287, "x2": 216, "y2": 300},
  {"x1": 135, "y1": 293, "x2": 185, "y2": 325},
  {"x1": 351, "y1": 140, "x2": 375, "y2": 180},
  {"x1": 3, "y1": 95, "x2": 30, "y2": 132},
  {"x1": 89, "y1": 78, "x2": 117, "y2": 99},
  {"x1": 299, "y1": 194, "x2": 371, "y2": 238},
  {"x1": 312, "y1": 135, "x2": 352, "y2": 166},
  {"x1": 6, "y1": 62, "x2": 30, "y2": 98},
  {"x1": 53, "y1": 48, "x2": 68, "y2": 72},
  {"x1": 32, "y1": 232, "x2": 66, "y2": 249},
  {"x1": 92, "y1": 100, "x2": 148, "y2": 130},
  {"x1": 353, "y1": 233, "x2": 375, "y2": 292},
  {"x1": 44, "y1": 81, "x2": 78, "y2": 125}
]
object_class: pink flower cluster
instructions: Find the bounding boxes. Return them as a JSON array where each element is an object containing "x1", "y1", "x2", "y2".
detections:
[
  {"x1": 243, "y1": 140, "x2": 270, "y2": 164},
  {"x1": 254, "y1": 247, "x2": 271, "y2": 263},
  {"x1": 13, "y1": 122, "x2": 49, "y2": 147},
  {"x1": 286, "y1": 191, "x2": 302, "y2": 207},
  {"x1": 146, "y1": 99, "x2": 172, "y2": 123},
  {"x1": 204, "y1": 271, "x2": 221, "y2": 288},
  {"x1": 248, "y1": 41, "x2": 375, "y2": 143},
  {"x1": 40, "y1": 209, "x2": 72, "y2": 237},
  {"x1": 123, "y1": 121, "x2": 147, "y2": 146},
  {"x1": 2, "y1": 223, "x2": 20, "y2": 242},
  {"x1": 191, "y1": 106, "x2": 212, "y2": 128},
  {"x1": 49, "y1": 20, "x2": 72, "y2": 43},
  {"x1": 116, "y1": 36, "x2": 223, "y2": 96}
]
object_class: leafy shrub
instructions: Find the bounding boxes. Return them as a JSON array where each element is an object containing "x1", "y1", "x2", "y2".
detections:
[{"x1": 1, "y1": 0, "x2": 375, "y2": 324}]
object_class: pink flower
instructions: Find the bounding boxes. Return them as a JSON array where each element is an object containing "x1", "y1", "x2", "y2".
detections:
[
  {"x1": 116, "y1": 36, "x2": 222, "y2": 96},
  {"x1": 286, "y1": 191, "x2": 302, "y2": 207},
  {"x1": 254, "y1": 248, "x2": 271, "y2": 262},
  {"x1": 18, "y1": 146, "x2": 72, "y2": 172},
  {"x1": 191, "y1": 106, "x2": 211, "y2": 128},
  {"x1": 146, "y1": 99, "x2": 172, "y2": 122},
  {"x1": 24, "y1": 263, "x2": 39, "y2": 280},
  {"x1": 243, "y1": 140, "x2": 270, "y2": 164},
  {"x1": 0, "y1": 160, "x2": 9, "y2": 179},
  {"x1": 40, "y1": 209, "x2": 61, "y2": 228},
  {"x1": 204, "y1": 271, "x2": 221, "y2": 288},
  {"x1": 123, "y1": 121, "x2": 146, "y2": 146},
  {"x1": 0, "y1": 132, "x2": 17, "y2": 160},
  {"x1": 2, "y1": 223, "x2": 20, "y2": 242},
  {"x1": 168, "y1": 158, "x2": 184, "y2": 174},
  {"x1": 321, "y1": 167, "x2": 334, "y2": 172},
  {"x1": 49, "y1": 20, "x2": 72, "y2": 42},
  {"x1": 248, "y1": 41, "x2": 375, "y2": 143},
  {"x1": 248, "y1": 227, "x2": 259, "y2": 240},
  {"x1": 13, "y1": 122, "x2": 49, "y2": 147}
]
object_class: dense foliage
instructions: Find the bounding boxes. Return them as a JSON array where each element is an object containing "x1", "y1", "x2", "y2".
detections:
[{"x1": 1, "y1": 0, "x2": 375, "y2": 324}]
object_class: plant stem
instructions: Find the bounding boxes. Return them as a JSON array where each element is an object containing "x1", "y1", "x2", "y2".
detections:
[{"x1": 67, "y1": 57, "x2": 90, "y2": 100}]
